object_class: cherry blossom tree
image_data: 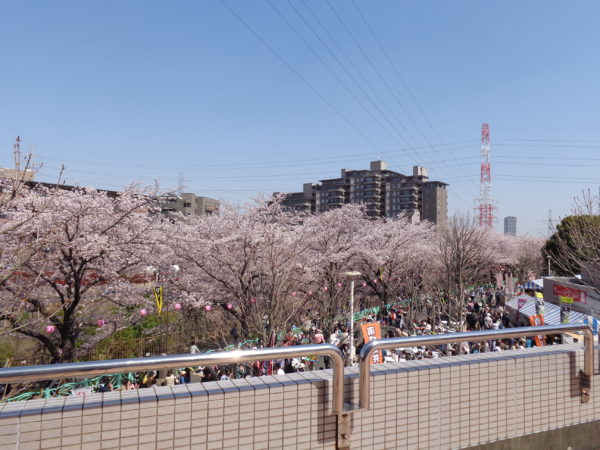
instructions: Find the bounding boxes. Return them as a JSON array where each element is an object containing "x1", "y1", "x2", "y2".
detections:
[
  {"x1": 502, "y1": 235, "x2": 546, "y2": 283},
  {"x1": 354, "y1": 215, "x2": 436, "y2": 319},
  {"x1": 299, "y1": 204, "x2": 368, "y2": 336},
  {"x1": 0, "y1": 137, "x2": 45, "y2": 288},
  {"x1": 436, "y1": 213, "x2": 497, "y2": 328},
  {"x1": 170, "y1": 199, "x2": 318, "y2": 344},
  {"x1": 0, "y1": 184, "x2": 165, "y2": 363}
]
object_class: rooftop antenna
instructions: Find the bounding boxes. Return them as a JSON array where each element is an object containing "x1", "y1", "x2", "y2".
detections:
[
  {"x1": 13, "y1": 136, "x2": 21, "y2": 171},
  {"x1": 178, "y1": 172, "x2": 185, "y2": 195}
]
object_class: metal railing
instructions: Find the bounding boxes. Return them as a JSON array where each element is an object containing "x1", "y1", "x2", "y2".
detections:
[
  {"x1": 359, "y1": 324, "x2": 595, "y2": 408},
  {"x1": 0, "y1": 344, "x2": 346, "y2": 415},
  {"x1": 1, "y1": 325, "x2": 595, "y2": 414}
]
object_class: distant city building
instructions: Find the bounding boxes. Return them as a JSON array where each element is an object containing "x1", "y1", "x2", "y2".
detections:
[
  {"x1": 276, "y1": 160, "x2": 448, "y2": 224},
  {"x1": 160, "y1": 193, "x2": 219, "y2": 216},
  {"x1": 274, "y1": 183, "x2": 316, "y2": 213},
  {"x1": 0, "y1": 168, "x2": 34, "y2": 182},
  {"x1": 0, "y1": 169, "x2": 219, "y2": 218},
  {"x1": 504, "y1": 216, "x2": 517, "y2": 236}
]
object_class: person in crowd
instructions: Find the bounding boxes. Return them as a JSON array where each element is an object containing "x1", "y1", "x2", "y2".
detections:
[
  {"x1": 165, "y1": 370, "x2": 176, "y2": 386},
  {"x1": 190, "y1": 340, "x2": 200, "y2": 354},
  {"x1": 274, "y1": 363, "x2": 285, "y2": 376}
]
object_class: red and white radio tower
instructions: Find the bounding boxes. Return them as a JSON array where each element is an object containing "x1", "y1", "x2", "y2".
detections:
[{"x1": 476, "y1": 123, "x2": 497, "y2": 228}]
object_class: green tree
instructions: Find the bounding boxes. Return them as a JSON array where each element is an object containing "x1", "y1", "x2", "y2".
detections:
[{"x1": 544, "y1": 214, "x2": 600, "y2": 284}]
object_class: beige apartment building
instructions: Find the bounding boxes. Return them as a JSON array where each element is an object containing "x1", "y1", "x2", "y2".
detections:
[
  {"x1": 0, "y1": 168, "x2": 219, "y2": 218},
  {"x1": 159, "y1": 192, "x2": 219, "y2": 216},
  {"x1": 277, "y1": 160, "x2": 448, "y2": 224}
]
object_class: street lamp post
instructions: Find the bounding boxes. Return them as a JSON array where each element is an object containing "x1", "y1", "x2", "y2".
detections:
[{"x1": 343, "y1": 271, "x2": 361, "y2": 365}]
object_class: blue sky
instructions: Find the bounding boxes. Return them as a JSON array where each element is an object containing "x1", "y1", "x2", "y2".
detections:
[{"x1": 1, "y1": 1, "x2": 600, "y2": 235}]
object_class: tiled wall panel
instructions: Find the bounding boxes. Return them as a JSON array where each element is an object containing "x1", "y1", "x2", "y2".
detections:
[{"x1": 0, "y1": 343, "x2": 597, "y2": 449}]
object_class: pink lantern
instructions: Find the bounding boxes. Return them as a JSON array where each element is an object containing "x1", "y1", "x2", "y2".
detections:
[
  {"x1": 336, "y1": 282, "x2": 342, "y2": 288},
  {"x1": 204, "y1": 305, "x2": 212, "y2": 312},
  {"x1": 362, "y1": 282, "x2": 367, "y2": 287},
  {"x1": 308, "y1": 290, "x2": 313, "y2": 296},
  {"x1": 250, "y1": 297, "x2": 256, "y2": 303},
  {"x1": 373, "y1": 279, "x2": 378, "y2": 284},
  {"x1": 291, "y1": 292, "x2": 297, "y2": 297},
  {"x1": 323, "y1": 286, "x2": 328, "y2": 291},
  {"x1": 226, "y1": 303, "x2": 233, "y2": 310},
  {"x1": 46, "y1": 325, "x2": 55, "y2": 334},
  {"x1": 97, "y1": 319, "x2": 105, "y2": 328},
  {"x1": 139, "y1": 309, "x2": 147, "y2": 316},
  {"x1": 174, "y1": 303, "x2": 182, "y2": 311}
]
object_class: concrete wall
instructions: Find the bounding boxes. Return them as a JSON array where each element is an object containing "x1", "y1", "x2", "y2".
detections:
[{"x1": 0, "y1": 343, "x2": 598, "y2": 449}]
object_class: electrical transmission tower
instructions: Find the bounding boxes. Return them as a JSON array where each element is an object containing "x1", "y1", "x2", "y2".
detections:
[{"x1": 476, "y1": 123, "x2": 497, "y2": 228}]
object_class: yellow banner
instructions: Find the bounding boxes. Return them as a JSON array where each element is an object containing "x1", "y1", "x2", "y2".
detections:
[
  {"x1": 559, "y1": 295, "x2": 574, "y2": 304},
  {"x1": 154, "y1": 286, "x2": 163, "y2": 315}
]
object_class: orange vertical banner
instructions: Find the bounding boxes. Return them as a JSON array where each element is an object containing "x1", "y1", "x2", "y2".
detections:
[
  {"x1": 361, "y1": 322, "x2": 383, "y2": 365},
  {"x1": 529, "y1": 314, "x2": 545, "y2": 346}
]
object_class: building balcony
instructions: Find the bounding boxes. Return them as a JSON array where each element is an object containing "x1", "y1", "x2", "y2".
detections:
[{"x1": 323, "y1": 186, "x2": 345, "y2": 193}]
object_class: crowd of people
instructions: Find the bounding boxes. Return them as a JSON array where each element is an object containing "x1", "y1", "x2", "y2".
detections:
[{"x1": 89, "y1": 286, "x2": 557, "y2": 393}]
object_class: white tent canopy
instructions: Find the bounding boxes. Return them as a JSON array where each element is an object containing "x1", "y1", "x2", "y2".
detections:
[{"x1": 517, "y1": 279, "x2": 543, "y2": 291}]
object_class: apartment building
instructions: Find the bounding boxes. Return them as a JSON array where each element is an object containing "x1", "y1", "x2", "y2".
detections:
[
  {"x1": 0, "y1": 168, "x2": 219, "y2": 218},
  {"x1": 274, "y1": 183, "x2": 316, "y2": 213},
  {"x1": 0, "y1": 168, "x2": 34, "y2": 181},
  {"x1": 160, "y1": 193, "x2": 219, "y2": 216},
  {"x1": 278, "y1": 160, "x2": 448, "y2": 224}
]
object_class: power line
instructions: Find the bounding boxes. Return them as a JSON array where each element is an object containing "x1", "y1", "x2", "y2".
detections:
[
  {"x1": 266, "y1": 0, "x2": 414, "y2": 152},
  {"x1": 38, "y1": 157, "x2": 478, "y2": 183},
  {"x1": 281, "y1": 0, "x2": 475, "y2": 211},
  {"x1": 218, "y1": 0, "x2": 384, "y2": 154},
  {"x1": 350, "y1": 0, "x2": 471, "y2": 165},
  {"x1": 496, "y1": 137, "x2": 600, "y2": 143},
  {"x1": 324, "y1": 0, "x2": 420, "y2": 148},
  {"x1": 324, "y1": 0, "x2": 474, "y2": 208},
  {"x1": 353, "y1": 0, "x2": 481, "y2": 200},
  {"x1": 293, "y1": 0, "x2": 417, "y2": 156},
  {"x1": 30, "y1": 140, "x2": 479, "y2": 171},
  {"x1": 36, "y1": 146, "x2": 474, "y2": 174},
  {"x1": 495, "y1": 143, "x2": 600, "y2": 149}
]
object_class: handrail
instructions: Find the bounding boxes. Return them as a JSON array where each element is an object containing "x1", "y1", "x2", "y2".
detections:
[
  {"x1": 0, "y1": 344, "x2": 346, "y2": 415},
  {"x1": 359, "y1": 324, "x2": 595, "y2": 408}
]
